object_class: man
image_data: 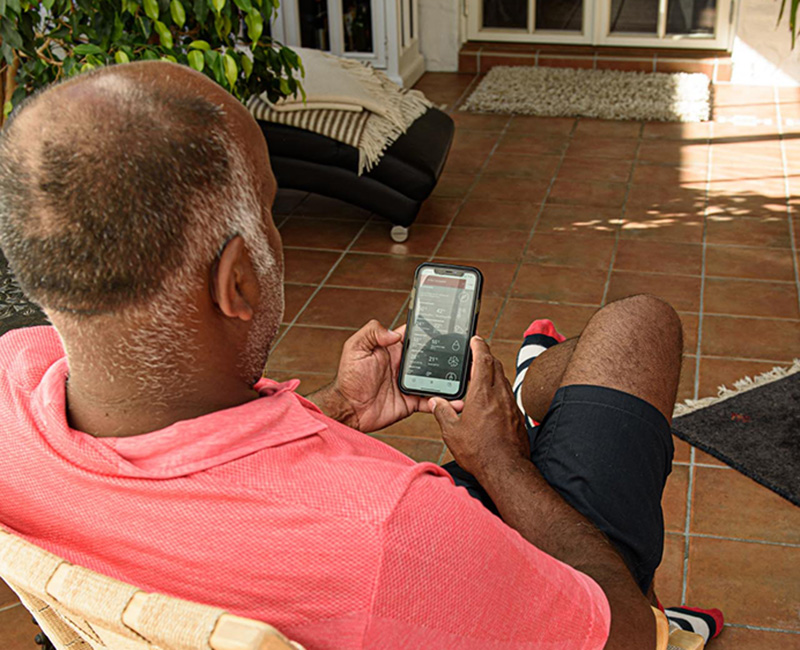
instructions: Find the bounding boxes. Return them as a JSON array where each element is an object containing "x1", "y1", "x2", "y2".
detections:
[{"x1": 0, "y1": 62, "x2": 718, "y2": 649}]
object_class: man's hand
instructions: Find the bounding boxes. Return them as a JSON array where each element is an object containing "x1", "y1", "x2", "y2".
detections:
[
  {"x1": 430, "y1": 336, "x2": 529, "y2": 478},
  {"x1": 306, "y1": 319, "x2": 463, "y2": 433}
]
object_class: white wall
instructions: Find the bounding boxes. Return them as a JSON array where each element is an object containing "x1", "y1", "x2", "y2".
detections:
[
  {"x1": 729, "y1": 0, "x2": 800, "y2": 85},
  {"x1": 416, "y1": 0, "x2": 800, "y2": 85},
  {"x1": 418, "y1": 0, "x2": 461, "y2": 71}
]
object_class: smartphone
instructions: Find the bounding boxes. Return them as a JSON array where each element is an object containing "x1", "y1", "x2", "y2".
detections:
[{"x1": 398, "y1": 263, "x2": 483, "y2": 400}]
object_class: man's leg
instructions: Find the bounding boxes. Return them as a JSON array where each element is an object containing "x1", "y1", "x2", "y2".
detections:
[
  {"x1": 522, "y1": 294, "x2": 682, "y2": 425},
  {"x1": 515, "y1": 294, "x2": 681, "y2": 597}
]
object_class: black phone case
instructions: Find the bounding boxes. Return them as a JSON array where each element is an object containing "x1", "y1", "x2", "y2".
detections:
[{"x1": 398, "y1": 262, "x2": 483, "y2": 400}]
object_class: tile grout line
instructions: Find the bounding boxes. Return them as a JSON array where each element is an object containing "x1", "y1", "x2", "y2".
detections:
[
  {"x1": 408, "y1": 81, "x2": 502, "y2": 467},
  {"x1": 600, "y1": 122, "x2": 643, "y2": 307},
  {"x1": 773, "y1": 85, "x2": 800, "y2": 312},
  {"x1": 451, "y1": 72, "x2": 483, "y2": 116},
  {"x1": 428, "y1": 116, "x2": 516, "y2": 343},
  {"x1": 487, "y1": 118, "x2": 580, "y2": 342},
  {"x1": 429, "y1": 100, "x2": 512, "y2": 465},
  {"x1": 725, "y1": 623, "x2": 800, "y2": 635},
  {"x1": 286, "y1": 248, "x2": 800, "y2": 289},
  {"x1": 692, "y1": 117, "x2": 713, "y2": 399},
  {"x1": 682, "y1": 116, "x2": 713, "y2": 607},
  {"x1": 666, "y1": 529, "x2": 800, "y2": 548},
  {"x1": 673, "y1": 461, "x2": 732, "y2": 469},
  {"x1": 692, "y1": 532, "x2": 800, "y2": 548},
  {"x1": 0, "y1": 602, "x2": 21, "y2": 613}
]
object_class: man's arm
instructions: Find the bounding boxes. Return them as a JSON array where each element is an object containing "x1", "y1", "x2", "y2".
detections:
[{"x1": 430, "y1": 337, "x2": 656, "y2": 650}]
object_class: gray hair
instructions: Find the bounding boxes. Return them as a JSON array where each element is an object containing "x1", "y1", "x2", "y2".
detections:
[{"x1": 0, "y1": 65, "x2": 280, "y2": 393}]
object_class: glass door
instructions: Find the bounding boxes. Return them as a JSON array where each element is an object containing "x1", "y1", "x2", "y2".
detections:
[
  {"x1": 275, "y1": 0, "x2": 387, "y2": 67},
  {"x1": 470, "y1": 0, "x2": 594, "y2": 43},
  {"x1": 469, "y1": 0, "x2": 732, "y2": 49},
  {"x1": 597, "y1": 0, "x2": 729, "y2": 48}
]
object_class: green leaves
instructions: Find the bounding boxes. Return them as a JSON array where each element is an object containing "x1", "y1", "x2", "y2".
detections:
[
  {"x1": 187, "y1": 49, "x2": 205, "y2": 71},
  {"x1": 73, "y1": 43, "x2": 105, "y2": 56},
  {"x1": 170, "y1": 0, "x2": 186, "y2": 28},
  {"x1": 245, "y1": 9, "x2": 263, "y2": 47},
  {"x1": 0, "y1": 17, "x2": 23, "y2": 51},
  {"x1": 778, "y1": 0, "x2": 800, "y2": 48},
  {"x1": 223, "y1": 52, "x2": 237, "y2": 87},
  {"x1": 241, "y1": 53, "x2": 252, "y2": 79},
  {"x1": 153, "y1": 20, "x2": 173, "y2": 49},
  {"x1": 0, "y1": 0, "x2": 304, "y2": 125},
  {"x1": 143, "y1": 0, "x2": 160, "y2": 21}
]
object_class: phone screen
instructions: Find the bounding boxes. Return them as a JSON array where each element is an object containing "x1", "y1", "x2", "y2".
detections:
[{"x1": 400, "y1": 265, "x2": 481, "y2": 397}]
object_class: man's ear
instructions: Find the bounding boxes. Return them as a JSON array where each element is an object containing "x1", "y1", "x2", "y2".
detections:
[{"x1": 210, "y1": 235, "x2": 256, "y2": 322}]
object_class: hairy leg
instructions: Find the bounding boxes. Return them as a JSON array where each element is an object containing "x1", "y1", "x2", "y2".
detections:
[
  {"x1": 521, "y1": 294, "x2": 683, "y2": 424},
  {"x1": 519, "y1": 338, "x2": 577, "y2": 423}
]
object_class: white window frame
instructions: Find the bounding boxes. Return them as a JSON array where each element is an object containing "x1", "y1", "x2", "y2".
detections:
[
  {"x1": 468, "y1": 0, "x2": 734, "y2": 51},
  {"x1": 595, "y1": 0, "x2": 733, "y2": 49}
]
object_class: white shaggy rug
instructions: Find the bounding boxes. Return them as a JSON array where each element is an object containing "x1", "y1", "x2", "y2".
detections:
[{"x1": 461, "y1": 67, "x2": 711, "y2": 122}]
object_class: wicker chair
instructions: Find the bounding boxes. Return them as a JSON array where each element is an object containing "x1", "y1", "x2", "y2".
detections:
[
  {"x1": 1, "y1": 527, "x2": 703, "y2": 650},
  {"x1": 0, "y1": 528, "x2": 303, "y2": 650}
]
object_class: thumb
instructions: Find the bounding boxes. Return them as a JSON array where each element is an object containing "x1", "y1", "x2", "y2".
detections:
[
  {"x1": 429, "y1": 398, "x2": 459, "y2": 432},
  {"x1": 353, "y1": 319, "x2": 401, "y2": 351}
]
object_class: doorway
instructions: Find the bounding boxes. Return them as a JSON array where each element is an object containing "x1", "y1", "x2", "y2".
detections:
[{"x1": 468, "y1": 0, "x2": 734, "y2": 50}]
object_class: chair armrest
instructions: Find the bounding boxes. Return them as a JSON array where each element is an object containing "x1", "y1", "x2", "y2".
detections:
[
  {"x1": 653, "y1": 607, "x2": 671, "y2": 650},
  {"x1": 652, "y1": 606, "x2": 706, "y2": 650}
]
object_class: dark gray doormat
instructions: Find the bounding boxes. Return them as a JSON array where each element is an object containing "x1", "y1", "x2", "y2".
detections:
[
  {"x1": 0, "y1": 251, "x2": 48, "y2": 336},
  {"x1": 672, "y1": 360, "x2": 800, "y2": 506}
]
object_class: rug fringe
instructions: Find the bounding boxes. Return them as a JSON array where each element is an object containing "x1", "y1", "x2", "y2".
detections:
[{"x1": 673, "y1": 358, "x2": 800, "y2": 418}]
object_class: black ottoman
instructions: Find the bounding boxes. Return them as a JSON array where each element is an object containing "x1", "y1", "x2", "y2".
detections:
[{"x1": 258, "y1": 108, "x2": 454, "y2": 241}]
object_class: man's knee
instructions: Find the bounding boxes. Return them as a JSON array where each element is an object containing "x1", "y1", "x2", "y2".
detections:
[{"x1": 598, "y1": 294, "x2": 683, "y2": 355}]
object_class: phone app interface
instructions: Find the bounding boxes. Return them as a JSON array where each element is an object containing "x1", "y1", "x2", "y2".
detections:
[{"x1": 403, "y1": 268, "x2": 477, "y2": 395}]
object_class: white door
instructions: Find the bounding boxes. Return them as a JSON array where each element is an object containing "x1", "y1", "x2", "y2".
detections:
[
  {"x1": 468, "y1": 0, "x2": 733, "y2": 50},
  {"x1": 273, "y1": 0, "x2": 387, "y2": 67}
]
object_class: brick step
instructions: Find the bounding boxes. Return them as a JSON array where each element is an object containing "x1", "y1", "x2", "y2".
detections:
[{"x1": 459, "y1": 42, "x2": 732, "y2": 82}]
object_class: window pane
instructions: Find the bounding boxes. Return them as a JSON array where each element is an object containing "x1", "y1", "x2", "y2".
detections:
[
  {"x1": 536, "y1": 0, "x2": 582, "y2": 31},
  {"x1": 483, "y1": 0, "x2": 528, "y2": 29},
  {"x1": 299, "y1": 0, "x2": 330, "y2": 50},
  {"x1": 343, "y1": 0, "x2": 373, "y2": 52},
  {"x1": 667, "y1": 0, "x2": 716, "y2": 34},
  {"x1": 609, "y1": 0, "x2": 658, "y2": 33}
]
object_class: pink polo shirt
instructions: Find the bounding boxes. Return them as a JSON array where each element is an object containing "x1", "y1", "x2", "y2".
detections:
[{"x1": 0, "y1": 326, "x2": 610, "y2": 649}]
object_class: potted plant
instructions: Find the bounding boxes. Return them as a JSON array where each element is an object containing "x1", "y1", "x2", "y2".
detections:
[{"x1": 0, "y1": 0, "x2": 304, "y2": 127}]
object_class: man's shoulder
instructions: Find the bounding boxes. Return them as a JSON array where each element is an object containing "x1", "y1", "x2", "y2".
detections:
[{"x1": 0, "y1": 326, "x2": 63, "y2": 389}]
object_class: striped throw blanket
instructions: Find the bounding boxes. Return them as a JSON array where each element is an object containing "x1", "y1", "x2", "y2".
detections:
[{"x1": 248, "y1": 48, "x2": 431, "y2": 175}]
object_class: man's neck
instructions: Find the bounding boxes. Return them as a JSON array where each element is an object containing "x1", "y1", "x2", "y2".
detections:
[{"x1": 65, "y1": 361, "x2": 260, "y2": 438}]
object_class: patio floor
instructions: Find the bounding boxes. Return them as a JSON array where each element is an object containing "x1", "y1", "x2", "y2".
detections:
[{"x1": 2, "y1": 74, "x2": 800, "y2": 648}]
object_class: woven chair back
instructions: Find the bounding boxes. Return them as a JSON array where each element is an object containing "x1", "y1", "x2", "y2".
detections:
[{"x1": 0, "y1": 529, "x2": 303, "y2": 650}]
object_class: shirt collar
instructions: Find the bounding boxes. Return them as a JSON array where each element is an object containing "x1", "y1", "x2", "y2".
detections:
[{"x1": 32, "y1": 358, "x2": 327, "y2": 478}]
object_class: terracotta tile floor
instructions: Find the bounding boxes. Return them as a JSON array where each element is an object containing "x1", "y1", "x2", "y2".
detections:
[{"x1": 3, "y1": 75, "x2": 800, "y2": 649}]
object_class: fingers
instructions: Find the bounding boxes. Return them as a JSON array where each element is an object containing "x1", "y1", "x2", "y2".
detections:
[
  {"x1": 393, "y1": 323, "x2": 407, "y2": 339},
  {"x1": 417, "y1": 397, "x2": 464, "y2": 414},
  {"x1": 469, "y1": 335, "x2": 495, "y2": 389},
  {"x1": 350, "y1": 319, "x2": 402, "y2": 352},
  {"x1": 428, "y1": 397, "x2": 459, "y2": 432}
]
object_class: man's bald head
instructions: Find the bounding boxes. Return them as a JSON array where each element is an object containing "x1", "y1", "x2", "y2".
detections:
[{"x1": 0, "y1": 61, "x2": 277, "y2": 316}]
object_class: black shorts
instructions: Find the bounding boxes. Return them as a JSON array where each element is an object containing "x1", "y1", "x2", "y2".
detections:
[{"x1": 443, "y1": 384, "x2": 674, "y2": 594}]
